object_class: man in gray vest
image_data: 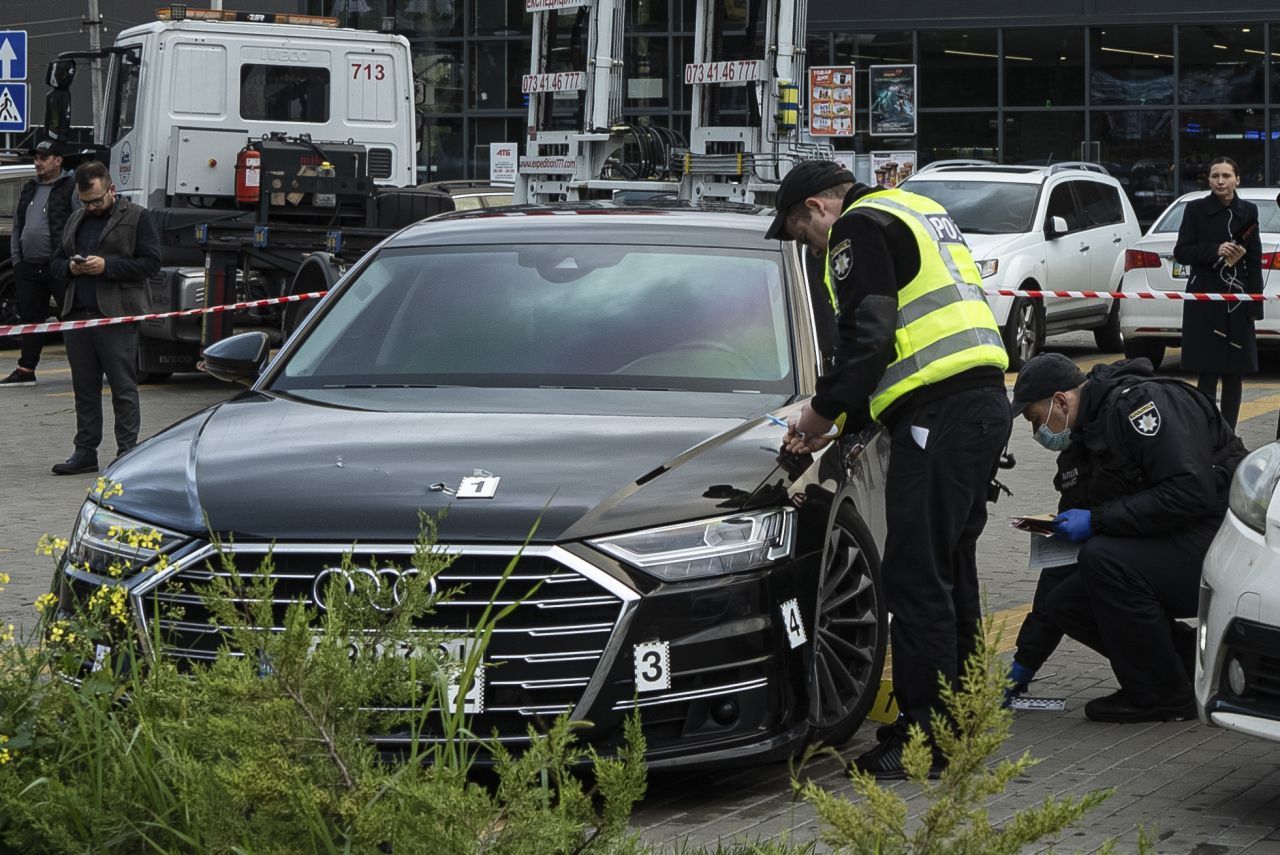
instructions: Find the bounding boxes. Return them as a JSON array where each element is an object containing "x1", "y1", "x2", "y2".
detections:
[
  {"x1": 49, "y1": 161, "x2": 161, "y2": 475},
  {"x1": 1, "y1": 139, "x2": 77, "y2": 386}
]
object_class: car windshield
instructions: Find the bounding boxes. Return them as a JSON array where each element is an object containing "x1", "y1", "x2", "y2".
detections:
[
  {"x1": 1151, "y1": 198, "x2": 1280, "y2": 234},
  {"x1": 272, "y1": 243, "x2": 795, "y2": 394},
  {"x1": 902, "y1": 180, "x2": 1039, "y2": 234}
]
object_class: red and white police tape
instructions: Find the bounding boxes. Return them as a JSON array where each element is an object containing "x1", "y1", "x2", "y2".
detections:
[
  {"x1": 0, "y1": 286, "x2": 1273, "y2": 338},
  {"x1": 0, "y1": 291, "x2": 329, "y2": 337},
  {"x1": 986, "y1": 288, "x2": 1272, "y2": 302}
]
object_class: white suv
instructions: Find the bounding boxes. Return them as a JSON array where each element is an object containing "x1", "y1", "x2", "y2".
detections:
[{"x1": 901, "y1": 162, "x2": 1142, "y2": 369}]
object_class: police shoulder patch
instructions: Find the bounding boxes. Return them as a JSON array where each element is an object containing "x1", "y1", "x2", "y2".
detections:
[
  {"x1": 829, "y1": 239, "x2": 853, "y2": 281},
  {"x1": 1128, "y1": 400, "x2": 1161, "y2": 436}
]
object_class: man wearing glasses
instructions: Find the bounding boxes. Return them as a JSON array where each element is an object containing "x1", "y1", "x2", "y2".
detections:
[
  {"x1": 48, "y1": 161, "x2": 161, "y2": 476},
  {"x1": 1, "y1": 139, "x2": 77, "y2": 387}
]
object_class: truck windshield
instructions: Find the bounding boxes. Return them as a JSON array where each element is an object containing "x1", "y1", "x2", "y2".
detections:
[{"x1": 273, "y1": 243, "x2": 795, "y2": 394}]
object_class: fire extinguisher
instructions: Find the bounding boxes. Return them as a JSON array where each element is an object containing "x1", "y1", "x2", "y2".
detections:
[{"x1": 235, "y1": 146, "x2": 261, "y2": 205}]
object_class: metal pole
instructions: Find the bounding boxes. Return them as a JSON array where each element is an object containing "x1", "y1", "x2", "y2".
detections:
[{"x1": 86, "y1": 0, "x2": 103, "y2": 121}]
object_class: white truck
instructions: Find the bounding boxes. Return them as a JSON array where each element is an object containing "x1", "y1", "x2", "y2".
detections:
[{"x1": 28, "y1": 6, "x2": 444, "y2": 380}]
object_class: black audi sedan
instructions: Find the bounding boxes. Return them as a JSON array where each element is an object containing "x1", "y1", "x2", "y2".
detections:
[{"x1": 52, "y1": 205, "x2": 890, "y2": 769}]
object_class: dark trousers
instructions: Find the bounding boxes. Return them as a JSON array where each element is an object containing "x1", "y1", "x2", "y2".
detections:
[
  {"x1": 14, "y1": 261, "x2": 66, "y2": 371},
  {"x1": 881, "y1": 385, "x2": 1012, "y2": 733},
  {"x1": 1013, "y1": 563, "x2": 1075, "y2": 672},
  {"x1": 1042, "y1": 520, "x2": 1216, "y2": 705},
  {"x1": 62, "y1": 321, "x2": 140, "y2": 456}
]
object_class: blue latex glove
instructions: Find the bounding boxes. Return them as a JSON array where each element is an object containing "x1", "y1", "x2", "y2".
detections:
[
  {"x1": 1003, "y1": 660, "x2": 1036, "y2": 709},
  {"x1": 1053, "y1": 509, "x2": 1093, "y2": 543}
]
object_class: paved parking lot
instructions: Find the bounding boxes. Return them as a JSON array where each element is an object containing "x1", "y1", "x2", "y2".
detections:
[{"x1": 2, "y1": 334, "x2": 1279, "y2": 853}]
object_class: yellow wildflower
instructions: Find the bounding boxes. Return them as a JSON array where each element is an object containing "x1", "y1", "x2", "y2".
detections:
[
  {"x1": 0, "y1": 571, "x2": 9, "y2": 586},
  {"x1": 34, "y1": 593, "x2": 58, "y2": 614}
]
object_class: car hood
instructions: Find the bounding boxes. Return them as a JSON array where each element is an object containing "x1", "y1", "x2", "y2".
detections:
[
  {"x1": 963, "y1": 231, "x2": 1026, "y2": 259},
  {"x1": 105, "y1": 388, "x2": 798, "y2": 543}
]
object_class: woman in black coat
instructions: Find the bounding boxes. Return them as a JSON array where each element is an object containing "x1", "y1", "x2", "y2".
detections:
[{"x1": 1173, "y1": 156, "x2": 1263, "y2": 429}]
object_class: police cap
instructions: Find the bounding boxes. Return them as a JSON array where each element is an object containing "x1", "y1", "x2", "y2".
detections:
[
  {"x1": 764, "y1": 160, "x2": 856, "y2": 241},
  {"x1": 1010, "y1": 352, "x2": 1086, "y2": 416}
]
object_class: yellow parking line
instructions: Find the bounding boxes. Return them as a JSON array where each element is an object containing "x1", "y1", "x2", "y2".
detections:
[{"x1": 1240, "y1": 393, "x2": 1280, "y2": 425}]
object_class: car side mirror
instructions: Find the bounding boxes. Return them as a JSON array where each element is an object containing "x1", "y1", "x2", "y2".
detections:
[
  {"x1": 201, "y1": 331, "x2": 270, "y2": 385},
  {"x1": 1045, "y1": 215, "x2": 1069, "y2": 239}
]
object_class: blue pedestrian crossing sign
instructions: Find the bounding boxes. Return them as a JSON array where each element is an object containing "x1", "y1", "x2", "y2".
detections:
[
  {"x1": 0, "y1": 31, "x2": 27, "y2": 81},
  {"x1": 0, "y1": 83, "x2": 27, "y2": 133}
]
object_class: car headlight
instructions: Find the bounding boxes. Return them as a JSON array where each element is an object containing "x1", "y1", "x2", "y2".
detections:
[
  {"x1": 590, "y1": 508, "x2": 794, "y2": 581},
  {"x1": 977, "y1": 259, "x2": 999, "y2": 279},
  {"x1": 65, "y1": 502, "x2": 188, "y2": 577},
  {"x1": 1228, "y1": 443, "x2": 1280, "y2": 534}
]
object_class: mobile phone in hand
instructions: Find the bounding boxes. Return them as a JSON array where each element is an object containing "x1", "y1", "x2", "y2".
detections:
[{"x1": 71, "y1": 254, "x2": 87, "y2": 264}]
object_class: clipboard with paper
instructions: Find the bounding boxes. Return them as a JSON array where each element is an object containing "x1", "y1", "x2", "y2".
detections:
[{"x1": 1009, "y1": 514, "x2": 1080, "y2": 570}]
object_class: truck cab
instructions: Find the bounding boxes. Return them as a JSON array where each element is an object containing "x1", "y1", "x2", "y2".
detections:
[{"x1": 94, "y1": 11, "x2": 415, "y2": 209}]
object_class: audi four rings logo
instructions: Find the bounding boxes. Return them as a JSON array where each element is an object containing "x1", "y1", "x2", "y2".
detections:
[{"x1": 311, "y1": 566, "x2": 438, "y2": 612}]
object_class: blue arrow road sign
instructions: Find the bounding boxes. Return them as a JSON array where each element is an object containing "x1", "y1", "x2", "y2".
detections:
[
  {"x1": 0, "y1": 83, "x2": 27, "y2": 133},
  {"x1": 0, "y1": 31, "x2": 27, "y2": 81}
]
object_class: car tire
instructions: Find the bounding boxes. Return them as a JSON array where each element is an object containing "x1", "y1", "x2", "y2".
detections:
[
  {"x1": 0, "y1": 268, "x2": 19, "y2": 349},
  {"x1": 806, "y1": 503, "x2": 888, "y2": 748},
  {"x1": 1123, "y1": 338, "x2": 1166, "y2": 371},
  {"x1": 1093, "y1": 301, "x2": 1124, "y2": 353},
  {"x1": 1002, "y1": 294, "x2": 1044, "y2": 371}
]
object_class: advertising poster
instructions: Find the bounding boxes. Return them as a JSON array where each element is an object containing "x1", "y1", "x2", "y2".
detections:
[
  {"x1": 808, "y1": 66, "x2": 855, "y2": 137},
  {"x1": 870, "y1": 150, "x2": 917, "y2": 189},
  {"x1": 489, "y1": 142, "x2": 517, "y2": 184},
  {"x1": 869, "y1": 64, "x2": 916, "y2": 136}
]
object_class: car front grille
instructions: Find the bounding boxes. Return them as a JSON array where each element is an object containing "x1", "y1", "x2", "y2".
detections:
[{"x1": 130, "y1": 543, "x2": 637, "y2": 744}]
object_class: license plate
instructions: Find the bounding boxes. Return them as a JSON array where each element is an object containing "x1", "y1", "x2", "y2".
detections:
[
  {"x1": 306, "y1": 632, "x2": 485, "y2": 714},
  {"x1": 1170, "y1": 260, "x2": 1189, "y2": 279}
]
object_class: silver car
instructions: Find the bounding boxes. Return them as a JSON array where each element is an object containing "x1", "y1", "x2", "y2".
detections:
[{"x1": 1119, "y1": 187, "x2": 1280, "y2": 370}]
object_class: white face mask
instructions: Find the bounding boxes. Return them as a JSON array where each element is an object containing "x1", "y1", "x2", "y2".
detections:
[{"x1": 1034, "y1": 399, "x2": 1071, "y2": 451}]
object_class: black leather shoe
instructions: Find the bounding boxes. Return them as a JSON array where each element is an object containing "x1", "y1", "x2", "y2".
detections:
[
  {"x1": 1084, "y1": 688, "x2": 1196, "y2": 723},
  {"x1": 51, "y1": 451, "x2": 99, "y2": 476},
  {"x1": 851, "y1": 731, "x2": 946, "y2": 781}
]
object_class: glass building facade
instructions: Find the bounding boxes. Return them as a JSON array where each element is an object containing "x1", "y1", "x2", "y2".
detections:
[
  {"x1": 309, "y1": 4, "x2": 1280, "y2": 222},
  {"x1": 818, "y1": 24, "x2": 1276, "y2": 223}
]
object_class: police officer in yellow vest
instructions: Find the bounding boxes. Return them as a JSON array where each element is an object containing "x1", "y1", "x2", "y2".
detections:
[{"x1": 765, "y1": 161, "x2": 1011, "y2": 779}]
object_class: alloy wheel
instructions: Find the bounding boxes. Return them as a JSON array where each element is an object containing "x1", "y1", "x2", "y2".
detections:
[{"x1": 810, "y1": 511, "x2": 885, "y2": 742}]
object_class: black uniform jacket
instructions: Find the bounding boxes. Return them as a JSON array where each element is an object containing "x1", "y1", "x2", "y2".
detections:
[
  {"x1": 1173, "y1": 192, "x2": 1263, "y2": 374},
  {"x1": 811, "y1": 183, "x2": 1003, "y2": 432},
  {"x1": 1066, "y1": 358, "x2": 1246, "y2": 537}
]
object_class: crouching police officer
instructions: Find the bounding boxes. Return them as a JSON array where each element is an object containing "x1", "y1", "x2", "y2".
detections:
[
  {"x1": 1011, "y1": 354, "x2": 1246, "y2": 722},
  {"x1": 766, "y1": 161, "x2": 1011, "y2": 778}
]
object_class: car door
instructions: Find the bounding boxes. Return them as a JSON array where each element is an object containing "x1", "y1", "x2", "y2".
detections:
[
  {"x1": 1072, "y1": 178, "x2": 1127, "y2": 319},
  {"x1": 1040, "y1": 179, "x2": 1092, "y2": 324}
]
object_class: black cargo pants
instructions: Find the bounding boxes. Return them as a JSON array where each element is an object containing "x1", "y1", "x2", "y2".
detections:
[
  {"x1": 881, "y1": 384, "x2": 1012, "y2": 734},
  {"x1": 1041, "y1": 519, "x2": 1216, "y2": 705},
  {"x1": 13, "y1": 260, "x2": 66, "y2": 371}
]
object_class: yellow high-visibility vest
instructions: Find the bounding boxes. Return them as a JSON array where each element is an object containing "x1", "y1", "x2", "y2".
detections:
[{"x1": 823, "y1": 189, "x2": 1007, "y2": 421}]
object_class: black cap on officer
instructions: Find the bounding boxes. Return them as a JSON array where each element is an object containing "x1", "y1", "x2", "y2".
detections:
[
  {"x1": 765, "y1": 160, "x2": 856, "y2": 241},
  {"x1": 1010, "y1": 353, "x2": 1086, "y2": 416}
]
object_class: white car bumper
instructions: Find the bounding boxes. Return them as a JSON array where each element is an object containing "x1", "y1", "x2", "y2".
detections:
[{"x1": 1196, "y1": 510, "x2": 1280, "y2": 743}]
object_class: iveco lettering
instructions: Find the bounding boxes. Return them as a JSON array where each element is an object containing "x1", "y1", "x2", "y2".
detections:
[{"x1": 50, "y1": 204, "x2": 891, "y2": 768}]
